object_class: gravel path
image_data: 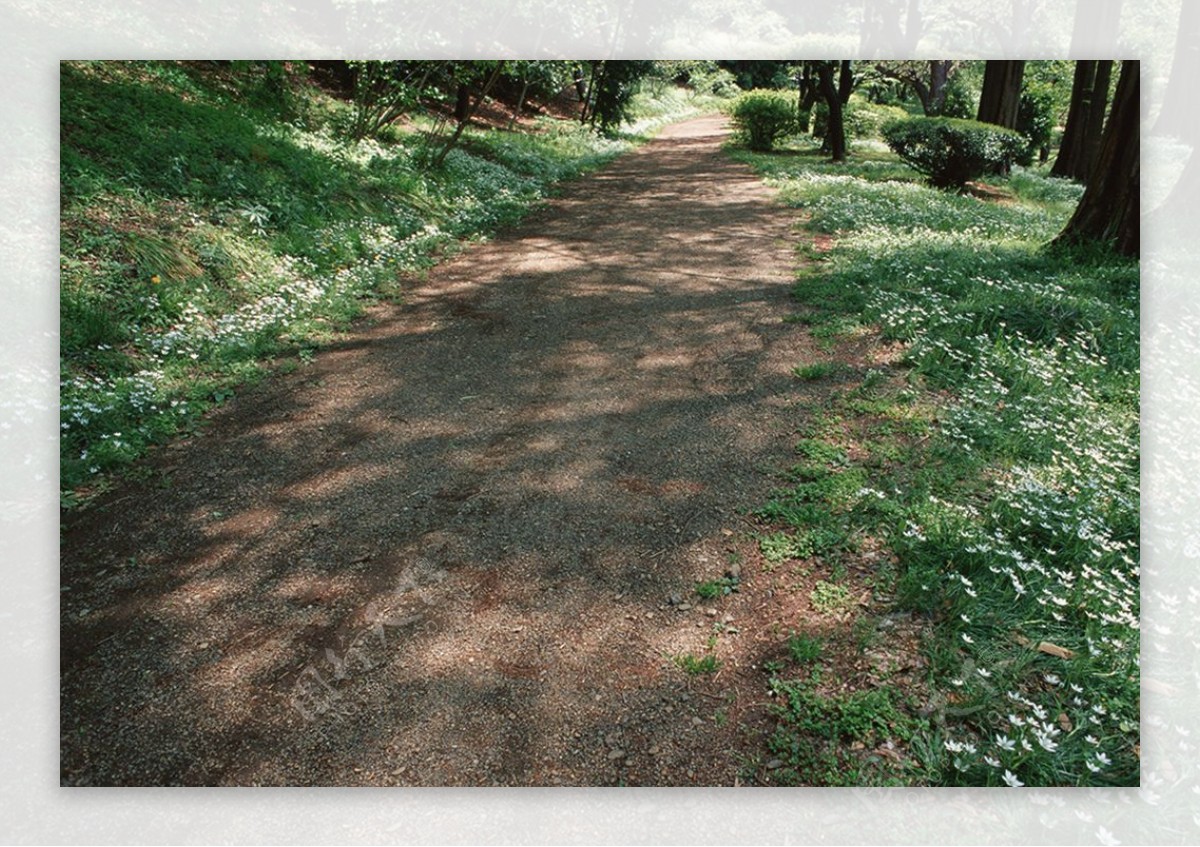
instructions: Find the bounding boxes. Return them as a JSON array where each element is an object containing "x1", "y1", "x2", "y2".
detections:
[{"x1": 61, "y1": 115, "x2": 827, "y2": 786}]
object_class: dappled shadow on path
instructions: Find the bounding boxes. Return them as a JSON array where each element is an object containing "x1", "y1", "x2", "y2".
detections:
[{"x1": 60, "y1": 116, "x2": 818, "y2": 785}]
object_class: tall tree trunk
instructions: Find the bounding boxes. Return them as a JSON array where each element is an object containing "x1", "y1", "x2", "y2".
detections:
[
  {"x1": 798, "y1": 62, "x2": 820, "y2": 113},
  {"x1": 816, "y1": 62, "x2": 847, "y2": 162},
  {"x1": 927, "y1": 60, "x2": 952, "y2": 115},
  {"x1": 579, "y1": 61, "x2": 600, "y2": 125},
  {"x1": 1052, "y1": 60, "x2": 1113, "y2": 183},
  {"x1": 837, "y1": 59, "x2": 853, "y2": 104},
  {"x1": 976, "y1": 60, "x2": 1025, "y2": 129},
  {"x1": 1052, "y1": 60, "x2": 1096, "y2": 179},
  {"x1": 1052, "y1": 61, "x2": 1139, "y2": 257},
  {"x1": 572, "y1": 64, "x2": 587, "y2": 102},
  {"x1": 586, "y1": 61, "x2": 608, "y2": 129},
  {"x1": 454, "y1": 82, "x2": 471, "y2": 123},
  {"x1": 1080, "y1": 60, "x2": 1113, "y2": 178},
  {"x1": 508, "y1": 76, "x2": 532, "y2": 130}
]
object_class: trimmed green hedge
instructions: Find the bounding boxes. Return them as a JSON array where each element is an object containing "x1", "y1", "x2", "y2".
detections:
[
  {"x1": 882, "y1": 117, "x2": 1026, "y2": 189},
  {"x1": 731, "y1": 90, "x2": 798, "y2": 151}
]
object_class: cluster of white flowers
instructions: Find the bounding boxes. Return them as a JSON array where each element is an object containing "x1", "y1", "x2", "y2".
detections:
[
  {"x1": 62, "y1": 116, "x2": 635, "y2": 489},
  {"x1": 767, "y1": 176, "x2": 1140, "y2": 785},
  {"x1": 770, "y1": 174, "x2": 1056, "y2": 240}
]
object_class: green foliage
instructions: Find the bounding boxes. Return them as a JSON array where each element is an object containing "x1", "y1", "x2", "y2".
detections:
[
  {"x1": 345, "y1": 60, "x2": 434, "y2": 141},
  {"x1": 766, "y1": 677, "x2": 920, "y2": 785},
  {"x1": 939, "y1": 73, "x2": 977, "y2": 119},
  {"x1": 675, "y1": 653, "x2": 720, "y2": 675},
  {"x1": 792, "y1": 361, "x2": 835, "y2": 380},
  {"x1": 882, "y1": 117, "x2": 1026, "y2": 189},
  {"x1": 687, "y1": 64, "x2": 740, "y2": 98},
  {"x1": 787, "y1": 633, "x2": 823, "y2": 663},
  {"x1": 719, "y1": 60, "x2": 793, "y2": 91},
  {"x1": 814, "y1": 95, "x2": 908, "y2": 142},
  {"x1": 1016, "y1": 82, "x2": 1056, "y2": 166},
  {"x1": 588, "y1": 60, "x2": 655, "y2": 135},
  {"x1": 730, "y1": 90, "x2": 799, "y2": 151},
  {"x1": 759, "y1": 531, "x2": 808, "y2": 563},
  {"x1": 810, "y1": 580, "x2": 854, "y2": 614},
  {"x1": 696, "y1": 576, "x2": 739, "y2": 598},
  {"x1": 653, "y1": 60, "x2": 739, "y2": 98}
]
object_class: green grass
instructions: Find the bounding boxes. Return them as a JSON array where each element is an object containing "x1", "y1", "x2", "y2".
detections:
[
  {"x1": 787, "y1": 632, "x2": 822, "y2": 663},
  {"x1": 743, "y1": 135, "x2": 1139, "y2": 787},
  {"x1": 791, "y1": 361, "x2": 837, "y2": 380},
  {"x1": 675, "y1": 653, "x2": 720, "y2": 675},
  {"x1": 764, "y1": 674, "x2": 926, "y2": 785},
  {"x1": 59, "y1": 61, "x2": 719, "y2": 498},
  {"x1": 695, "y1": 576, "x2": 738, "y2": 599}
]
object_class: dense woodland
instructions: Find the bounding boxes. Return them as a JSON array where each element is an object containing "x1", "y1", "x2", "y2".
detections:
[{"x1": 61, "y1": 59, "x2": 1138, "y2": 787}]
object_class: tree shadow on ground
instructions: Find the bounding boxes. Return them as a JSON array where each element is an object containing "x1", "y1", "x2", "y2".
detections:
[{"x1": 60, "y1": 118, "x2": 838, "y2": 786}]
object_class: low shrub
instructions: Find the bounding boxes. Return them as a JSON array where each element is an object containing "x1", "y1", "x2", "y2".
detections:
[
  {"x1": 731, "y1": 90, "x2": 799, "y2": 151},
  {"x1": 881, "y1": 117, "x2": 1025, "y2": 190}
]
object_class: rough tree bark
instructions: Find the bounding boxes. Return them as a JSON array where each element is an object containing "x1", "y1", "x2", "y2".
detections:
[
  {"x1": 837, "y1": 59, "x2": 854, "y2": 104},
  {"x1": 976, "y1": 60, "x2": 1025, "y2": 129},
  {"x1": 1052, "y1": 60, "x2": 1139, "y2": 257},
  {"x1": 816, "y1": 61, "x2": 847, "y2": 162},
  {"x1": 1051, "y1": 60, "x2": 1113, "y2": 183},
  {"x1": 454, "y1": 83, "x2": 471, "y2": 123}
]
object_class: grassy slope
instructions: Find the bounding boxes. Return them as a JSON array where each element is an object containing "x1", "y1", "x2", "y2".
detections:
[
  {"x1": 736, "y1": 138, "x2": 1139, "y2": 787},
  {"x1": 60, "y1": 61, "x2": 715, "y2": 501}
]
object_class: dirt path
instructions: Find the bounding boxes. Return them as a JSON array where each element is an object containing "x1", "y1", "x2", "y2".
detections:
[{"x1": 61, "y1": 116, "x2": 831, "y2": 786}]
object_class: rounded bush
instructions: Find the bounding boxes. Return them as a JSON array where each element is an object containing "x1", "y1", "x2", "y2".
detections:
[
  {"x1": 881, "y1": 117, "x2": 1026, "y2": 189},
  {"x1": 730, "y1": 90, "x2": 798, "y2": 151}
]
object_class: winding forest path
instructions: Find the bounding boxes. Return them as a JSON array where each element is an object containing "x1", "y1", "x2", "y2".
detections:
[{"x1": 61, "y1": 115, "x2": 832, "y2": 785}]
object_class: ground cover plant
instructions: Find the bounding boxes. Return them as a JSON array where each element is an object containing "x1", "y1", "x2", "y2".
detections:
[
  {"x1": 738, "y1": 139, "x2": 1139, "y2": 787},
  {"x1": 60, "y1": 61, "x2": 720, "y2": 500}
]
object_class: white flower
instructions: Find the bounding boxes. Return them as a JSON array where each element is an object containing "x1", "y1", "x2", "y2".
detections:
[
  {"x1": 996, "y1": 734, "x2": 1016, "y2": 751},
  {"x1": 1002, "y1": 769, "x2": 1024, "y2": 788},
  {"x1": 984, "y1": 755, "x2": 1001, "y2": 768}
]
